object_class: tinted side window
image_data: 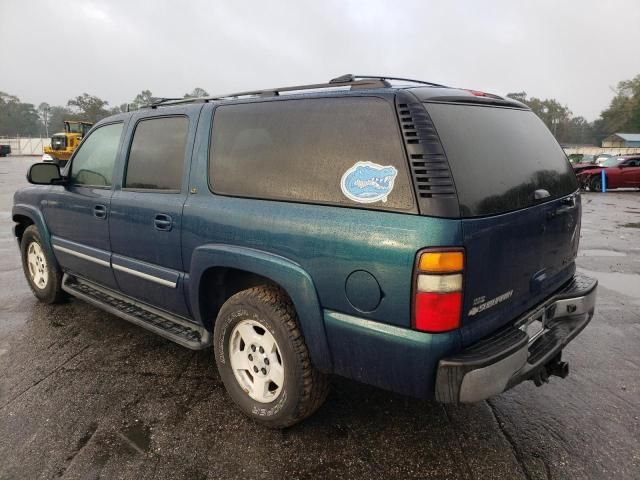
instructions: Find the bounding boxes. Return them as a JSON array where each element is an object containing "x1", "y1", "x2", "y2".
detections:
[
  {"x1": 209, "y1": 97, "x2": 415, "y2": 211},
  {"x1": 70, "y1": 123, "x2": 123, "y2": 187},
  {"x1": 125, "y1": 116, "x2": 189, "y2": 190}
]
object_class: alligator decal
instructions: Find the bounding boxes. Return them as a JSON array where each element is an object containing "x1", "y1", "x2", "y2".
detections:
[{"x1": 340, "y1": 161, "x2": 398, "y2": 204}]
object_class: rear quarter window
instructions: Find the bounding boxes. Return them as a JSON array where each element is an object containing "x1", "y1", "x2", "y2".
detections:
[{"x1": 209, "y1": 97, "x2": 415, "y2": 212}]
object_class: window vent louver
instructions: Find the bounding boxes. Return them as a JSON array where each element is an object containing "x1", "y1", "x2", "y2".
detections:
[{"x1": 396, "y1": 92, "x2": 460, "y2": 217}]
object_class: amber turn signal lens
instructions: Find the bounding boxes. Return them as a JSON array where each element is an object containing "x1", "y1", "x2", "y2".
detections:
[{"x1": 418, "y1": 251, "x2": 464, "y2": 273}]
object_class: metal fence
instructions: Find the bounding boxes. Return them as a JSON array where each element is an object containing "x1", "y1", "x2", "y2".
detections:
[
  {"x1": 563, "y1": 146, "x2": 640, "y2": 156},
  {"x1": 0, "y1": 137, "x2": 50, "y2": 156}
]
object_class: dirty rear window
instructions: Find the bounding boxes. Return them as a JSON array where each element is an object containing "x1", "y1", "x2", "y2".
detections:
[
  {"x1": 425, "y1": 103, "x2": 578, "y2": 217},
  {"x1": 209, "y1": 97, "x2": 415, "y2": 212}
]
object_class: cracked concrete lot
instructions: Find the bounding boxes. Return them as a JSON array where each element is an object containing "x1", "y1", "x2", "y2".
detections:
[{"x1": 1, "y1": 156, "x2": 639, "y2": 479}]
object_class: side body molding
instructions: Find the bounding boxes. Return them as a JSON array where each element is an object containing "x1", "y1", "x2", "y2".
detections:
[{"x1": 188, "y1": 244, "x2": 332, "y2": 372}]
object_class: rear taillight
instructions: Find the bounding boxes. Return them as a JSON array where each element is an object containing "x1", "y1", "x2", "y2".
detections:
[{"x1": 413, "y1": 250, "x2": 464, "y2": 333}]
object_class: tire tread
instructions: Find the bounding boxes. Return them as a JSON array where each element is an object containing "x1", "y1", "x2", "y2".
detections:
[
  {"x1": 221, "y1": 285, "x2": 329, "y2": 427},
  {"x1": 20, "y1": 225, "x2": 65, "y2": 304}
]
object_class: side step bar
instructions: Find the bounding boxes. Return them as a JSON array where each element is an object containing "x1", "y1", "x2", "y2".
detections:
[{"x1": 62, "y1": 274, "x2": 211, "y2": 350}]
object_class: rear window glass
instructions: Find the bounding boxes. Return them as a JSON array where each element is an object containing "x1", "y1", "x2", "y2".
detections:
[
  {"x1": 425, "y1": 104, "x2": 578, "y2": 217},
  {"x1": 209, "y1": 97, "x2": 415, "y2": 211}
]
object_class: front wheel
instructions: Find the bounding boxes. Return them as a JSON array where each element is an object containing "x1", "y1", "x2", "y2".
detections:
[
  {"x1": 20, "y1": 225, "x2": 65, "y2": 303},
  {"x1": 213, "y1": 285, "x2": 329, "y2": 428},
  {"x1": 589, "y1": 175, "x2": 602, "y2": 192}
]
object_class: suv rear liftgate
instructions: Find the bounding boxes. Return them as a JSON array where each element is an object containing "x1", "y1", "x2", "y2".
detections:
[{"x1": 397, "y1": 91, "x2": 596, "y2": 402}]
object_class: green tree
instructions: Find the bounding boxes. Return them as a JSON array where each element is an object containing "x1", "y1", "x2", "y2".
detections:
[
  {"x1": 184, "y1": 87, "x2": 209, "y2": 98},
  {"x1": 130, "y1": 90, "x2": 156, "y2": 110},
  {"x1": 598, "y1": 75, "x2": 640, "y2": 135},
  {"x1": 591, "y1": 118, "x2": 609, "y2": 147},
  {"x1": 0, "y1": 91, "x2": 41, "y2": 136},
  {"x1": 109, "y1": 103, "x2": 130, "y2": 115},
  {"x1": 47, "y1": 106, "x2": 77, "y2": 135},
  {"x1": 563, "y1": 116, "x2": 595, "y2": 145},
  {"x1": 67, "y1": 93, "x2": 110, "y2": 123}
]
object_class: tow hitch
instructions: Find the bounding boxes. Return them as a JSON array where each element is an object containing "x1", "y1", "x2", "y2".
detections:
[{"x1": 532, "y1": 354, "x2": 570, "y2": 387}]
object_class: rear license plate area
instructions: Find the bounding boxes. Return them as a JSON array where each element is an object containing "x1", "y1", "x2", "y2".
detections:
[{"x1": 518, "y1": 307, "x2": 548, "y2": 344}]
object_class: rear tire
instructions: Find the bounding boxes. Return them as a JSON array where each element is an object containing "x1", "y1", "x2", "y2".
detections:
[
  {"x1": 213, "y1": 285, "x2": 329, "y2": 428},
  {"x1": 20, "y1": 225, "x2": 65, "y2": 304},
  {"x1": 589, "y1": 175, "x2": 602, "y2": 192}
]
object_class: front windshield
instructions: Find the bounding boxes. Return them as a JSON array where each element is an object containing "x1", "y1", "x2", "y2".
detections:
[{"x1": 601, "y1": 157, "x2": 623, "y2": 167}]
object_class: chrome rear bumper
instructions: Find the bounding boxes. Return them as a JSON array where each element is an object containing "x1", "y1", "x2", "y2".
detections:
[{"x1": 435, "y1": 273, "x2": 597, "y2": 403}]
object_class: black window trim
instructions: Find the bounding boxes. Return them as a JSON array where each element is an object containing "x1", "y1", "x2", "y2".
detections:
[
  {"x1": 68, "y1": 120, "x2": 124, "y2": 190},
  {"x1": 206, "y1": 95, "x2": 417, "y2": 213},
  {"x1": 121, "y1": 114, "x2": 189, "y2": 194}
]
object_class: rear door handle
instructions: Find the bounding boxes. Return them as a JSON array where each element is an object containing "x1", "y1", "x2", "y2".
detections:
[
  {"x1": 93, "y1": 204, "x2": 107, "y2": 219},
  {"x1": 154, "y1": 214, "x2": 173, "y2": 231}
]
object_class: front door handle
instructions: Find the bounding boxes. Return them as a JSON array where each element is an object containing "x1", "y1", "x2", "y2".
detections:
[
  {"x1": 154, "y1": 214, "x2": 173, "y2": 231},
  {"x1": 93, "y1": 204, "x2": 107, "y2": 219}
]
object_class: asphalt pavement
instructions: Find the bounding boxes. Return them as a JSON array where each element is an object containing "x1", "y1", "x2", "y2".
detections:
[{"x1": 0, "y1": 156, "x2": 638, "y2": 479}]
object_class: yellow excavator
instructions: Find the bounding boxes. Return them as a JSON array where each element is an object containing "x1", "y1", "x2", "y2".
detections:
[{"x1": 43, "y1": 120, "x2": 93, "y2": 167}]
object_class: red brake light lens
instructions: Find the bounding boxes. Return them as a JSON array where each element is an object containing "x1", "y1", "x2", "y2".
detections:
[{"x1": 415, "y1": 292, "x2": 462, "y2": 332}]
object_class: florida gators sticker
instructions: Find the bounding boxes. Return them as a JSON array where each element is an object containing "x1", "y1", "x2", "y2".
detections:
[{"x1": 341, "y1": 161, "x2": 398, "y2": 203}]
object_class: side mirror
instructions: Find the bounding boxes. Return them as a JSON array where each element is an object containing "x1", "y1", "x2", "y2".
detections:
[{"x1": 27, "y1": 163, "x2": 64, "y2": 185}]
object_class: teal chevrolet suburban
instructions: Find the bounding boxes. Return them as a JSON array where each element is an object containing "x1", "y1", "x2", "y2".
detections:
[{"x1": 14, "y1": 75, "x2": 597, "y2": 427}]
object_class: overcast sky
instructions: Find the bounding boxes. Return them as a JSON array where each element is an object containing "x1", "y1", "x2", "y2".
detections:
[{"x1": 2, "y1": 0, "x2": 639, "y2": 120}]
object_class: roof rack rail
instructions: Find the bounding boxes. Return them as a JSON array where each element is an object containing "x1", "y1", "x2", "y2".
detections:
[
  {"x1": 141, "y1": 97, "x2": 188, "y2": 109},
  {"x1": 348, "y1": 75, "x2": 447, "y2": 88},
  {"x1": 141, "y1": 75, "x2": 393, "y2": 108},
  {"x1": 139, "y1": 74, "x2": 446, "y2": 109}
]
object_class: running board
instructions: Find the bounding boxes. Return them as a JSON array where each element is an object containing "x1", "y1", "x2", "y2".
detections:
[{"x1": 62, "y1": 274, "x2": 211, "y2": 350}]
